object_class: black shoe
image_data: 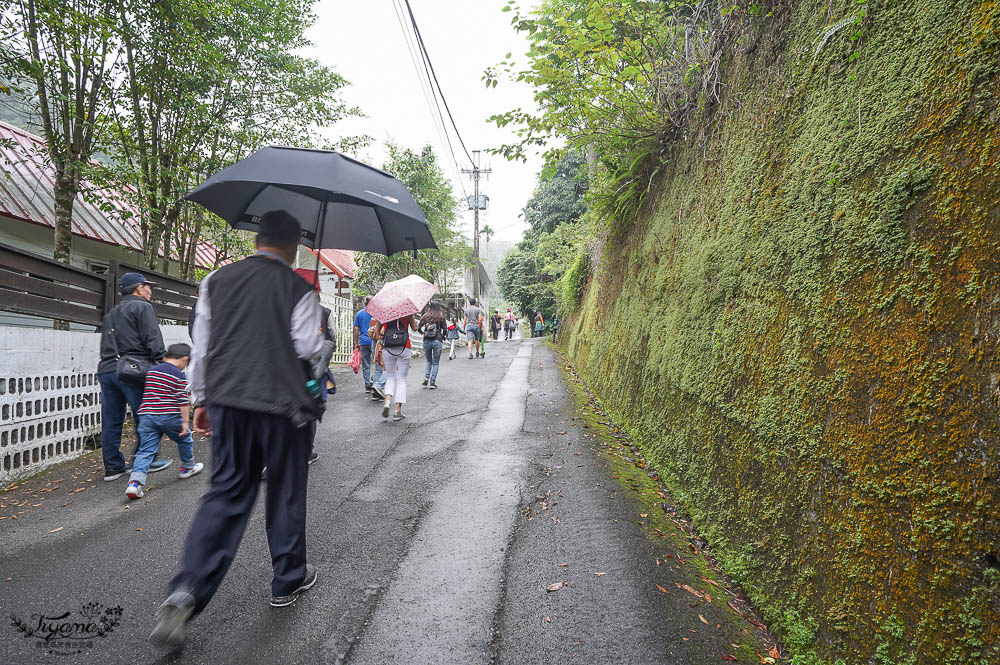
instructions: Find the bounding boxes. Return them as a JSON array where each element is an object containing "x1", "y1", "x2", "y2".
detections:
[
  {"x1": 364, "y1": 385, "x2": 372, "y2": 392},
  {"x1": 372, "y1": 386, "x2": 386, "y2": 400},
  {"x1": 270, "y1": 564, "x2": 318, "y2": 607},
  {"x1": 308, "y1": 451, "x2": 319, "y2": 465},
  {"x1": 422, "y1": 378, "x2": 429, "y2": 386},
  {"x1": 103, "y1": 464, "x2": 132, "y2": 482},
  {"x1": 150, "y1": 588, "x2": 195, "y2": 646},
  {"x1": 429, "y1": 382, "x2": 438, "y2": 389}
]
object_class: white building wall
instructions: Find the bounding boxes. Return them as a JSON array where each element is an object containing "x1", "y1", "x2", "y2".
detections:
[{"x1": 0, "y1": 324, "x2": 191, "y2": 486}]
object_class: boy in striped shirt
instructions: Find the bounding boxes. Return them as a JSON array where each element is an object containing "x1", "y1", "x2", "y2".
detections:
[{"x1": 126, "y1": 343, "x2": 203, "y2": 499}]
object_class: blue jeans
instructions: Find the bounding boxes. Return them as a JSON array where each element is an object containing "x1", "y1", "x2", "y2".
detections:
[
  {"x1": 423, "y1": 339, "x2": 442, "y2": 383},
  {"x1": 372, "y1": 353, "x2": 387, "y2": 391},
  {"x1": 98, "y1": 371, "x2": 144, "y2": 474},
  {"x1": 130, "y1": 414, "x2": 195, "y2": 485},
  {"x1": 360, "y1": 344, "x2": 373, "y2": 387}
]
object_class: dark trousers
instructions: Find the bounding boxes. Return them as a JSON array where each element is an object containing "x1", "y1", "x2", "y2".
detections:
[
  {"x1": 171, "y1": 406, "x2": 311, "y2": 611},
  {"x1": 98, "y1": 371, "x2": 144, "y2": 473}
]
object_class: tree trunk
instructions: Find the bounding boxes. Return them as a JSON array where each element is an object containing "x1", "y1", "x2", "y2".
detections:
[{"x1": 52, "y1": 170, "x2": 77, "y2": 330}]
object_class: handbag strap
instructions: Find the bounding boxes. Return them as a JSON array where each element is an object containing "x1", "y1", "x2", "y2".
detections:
[{"x1": 107, "y1": 309, "x2": 122, "y2": 360}]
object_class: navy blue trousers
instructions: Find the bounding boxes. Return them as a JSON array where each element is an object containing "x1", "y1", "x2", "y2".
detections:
[{"x1": 171, "y1": 406, "x2": 311, "y2": 611}]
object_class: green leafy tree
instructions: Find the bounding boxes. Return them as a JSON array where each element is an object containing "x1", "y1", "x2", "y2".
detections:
[
  {"x1": 353, "y1": 143, "x2": 469, "y2": 296},
  {"x1": 497, "y1": 150, "x2": 589, "y2": 318},
  {"x1": 486, "y1": 0, "x2": 733, "y2": 220},
  {"x1": 106, "y1": 0, "x2": 362, "y2": 276},
  {"x1": 1, "y1": 0, "x2": 119, "y2": 272}
]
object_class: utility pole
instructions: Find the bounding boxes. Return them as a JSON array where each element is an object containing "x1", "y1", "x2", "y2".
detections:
[{"x1": 462, "y1": 150, "x2": 491, "y2": 301}]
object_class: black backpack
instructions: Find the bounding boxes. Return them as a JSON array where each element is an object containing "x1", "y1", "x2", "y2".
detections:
[
  {"x1": 424, "y1": 320, "x2": 440, "y2": 340},
  {"x1": 383, "y1": 318, "x2": 409, "y2": 349}
]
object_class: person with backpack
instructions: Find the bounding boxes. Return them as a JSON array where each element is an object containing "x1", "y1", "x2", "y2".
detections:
[
  {"x1": 503, "y1": 308, "x2": 516, "y2": 340},
  {"x1": 490, "y1": 310, "x2": 502, "y2": 341},
  {"x1": 418, "y1": 302, "x2": 446, "y2": 388},
  {"x1": 376, "y1": 314, "x2": 419, "y2": 420},
  {"x1": 533, "y1": 311, "x2": 545, "y2": 338}
]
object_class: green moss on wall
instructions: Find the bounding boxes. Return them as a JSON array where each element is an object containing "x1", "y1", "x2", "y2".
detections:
[{"x1": 560, "y1": 1, "x2": 1000, "y2": 662}]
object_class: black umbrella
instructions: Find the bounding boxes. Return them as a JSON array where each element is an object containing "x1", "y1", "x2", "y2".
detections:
[{"x1": 185, "y1": 146, "x2": 437, "y2": 256}]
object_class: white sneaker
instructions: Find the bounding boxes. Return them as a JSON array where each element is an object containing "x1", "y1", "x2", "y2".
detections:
[
  {"x1": 125, "y1": 481, "x2": 144, "y2": 499},
  {"x1": 178, "y1": 462, "x2": 204, "y2": 479},
  {"x1": 392, "y1": 411, "x2": 406, "y2": 421}
]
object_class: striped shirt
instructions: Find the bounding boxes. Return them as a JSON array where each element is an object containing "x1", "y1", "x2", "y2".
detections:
[{"x1": 138, "y1": 362, "x2": 190, "y2": 415}]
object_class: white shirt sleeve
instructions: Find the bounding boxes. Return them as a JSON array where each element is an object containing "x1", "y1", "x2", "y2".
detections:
[
  {"x1": 291, "y1": 290, "x2": 324, "y2": 360},
  {"x1": 188, "y1": 270, "x2": 216, "y2": 404}
]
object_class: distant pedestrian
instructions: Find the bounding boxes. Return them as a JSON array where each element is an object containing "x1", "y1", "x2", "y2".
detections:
[
  {"x1": 377, "y1": 314, "x2": 419, "y2": 420},
  {"x1": 418, "y1": 302, "x2": 446, "y2": 388},
  {"x1": 533, "y1": 311, "x2": 545, "y2": 338},
  {"x1": 503, "y1": 308, "x2": 515, "y2": 340},
  {"x1": 463, "y1": 298, "x2": 483, "y2": 359},
  {"x1": 353, "y1": 297, "x2": 375, "y2": 392},
  {"x1": 551, "y1": 316, "x2": 560, "y2": 343},
  {"x1": 151, "y1": 210, "x2": 323, "y2": 646},
  {"x1": 98, "y1": 272, "x2": 168, "y2": 482},
  {"x1": 446, "y1": 318, "x2": 461, "y2": 359},
  {"x1": 125, "y1": 343, "x2": 204, "y2": 500},
  {"x1": 490, "y1": 310, "x2": 501, "y2": 341},
  {"x1": 368, "y1": 318, "x2": 387, "y2": 401}
]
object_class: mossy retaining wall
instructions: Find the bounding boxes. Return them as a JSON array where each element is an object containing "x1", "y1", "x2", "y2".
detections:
[{"x1": 562, "y1": 1, "x2": 1000, "y2": 662}]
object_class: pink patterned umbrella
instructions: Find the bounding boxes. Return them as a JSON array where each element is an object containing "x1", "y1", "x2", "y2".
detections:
[{"x1": 366, "y1": 274, "x2": 439, "y2": 323}]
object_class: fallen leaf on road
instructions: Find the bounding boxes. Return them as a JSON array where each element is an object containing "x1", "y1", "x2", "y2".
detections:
[
  {"x1": 655, "y1": 584, "x2": 670, "y2": 594},
  {"x1": 545, "y1": 616, "x2": 551, "y2": 623},
  {"x1": 723, "y1": 656, "x2": 738, "y2": 661},
  {"x1": 547, "y1": 582, "x2": 565, "y2": 592},
  {"x1": 676, "y1": 583, "x2": 704, "y2": 599},
  {"x1": 699, "y1": 614, "x2": 709, "y2": 624},
  {"x1": 768, "y1": 645, "x2": 781, "y2": 659},
  {"x1": 135, "y1": 528, "x2": 143, "y2": 531},
  {"x1": 640, "y1": 513, "x2": 647, "y2": 518},
  {"x1": 6, "y1": 577, "x2": 11, "y2": 582},
  {"x1": 594, "y1": 572, "x2": 606, "y2": 576},
  {"x1": 757, "y1": 653, "x2": 775, "y2": 664},
  {"x1": 558, "y1": 563, "x2": 569, "y2": 567},
  {"x1": 705, "y1": 592, "x2": 713, "y2": 603},
  {"x1": 48, "y1": 527, "x2": 63, "y2": 533}
]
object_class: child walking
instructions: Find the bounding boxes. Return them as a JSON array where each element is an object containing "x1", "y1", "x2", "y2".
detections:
[
  {"x1": 446, "y1": 319, "x2": 461, "y2": 359},
  {"x1": 126, "y1": 343, "x2": 204, "y2": 499}
]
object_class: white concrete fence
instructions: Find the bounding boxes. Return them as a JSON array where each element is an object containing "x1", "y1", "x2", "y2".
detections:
[{"x1": 0, "y1": 325, "x2": 190, "y2": 486}]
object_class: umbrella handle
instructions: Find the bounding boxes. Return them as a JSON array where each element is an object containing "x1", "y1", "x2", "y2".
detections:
[{"x1": 313, "y1": 199, "x2": 328, "y2": 283}]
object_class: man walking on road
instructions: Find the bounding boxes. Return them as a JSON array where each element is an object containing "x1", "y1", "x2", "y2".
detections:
[
  {"x1": 463, "y1": 298, "x2": 483, "y2": 359},
  {"x1": 151, "y1": 210, "x2": 324, "y2": 646},
  {"x1": 97, "y1": 272, "x2": 167, "y2": 482},
  {"x1": 354, "y1": 297, "x2": 375, "y2": 392}
]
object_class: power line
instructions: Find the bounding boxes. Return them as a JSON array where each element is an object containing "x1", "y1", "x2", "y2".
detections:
[
  {"x1": 390, "y1": 0, "x2": 468, "y2": 199},
  {"x1": 402, "y1": 0, "x2": 474, "y2": 165}
]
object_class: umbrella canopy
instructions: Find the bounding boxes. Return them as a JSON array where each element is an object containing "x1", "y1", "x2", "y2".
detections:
[
  {"x1": 185, "y1": 146, "x2": 437, "y2": 255},
  {"x1": 366, "y1": 274, "x2": 438, "y2": 322}
]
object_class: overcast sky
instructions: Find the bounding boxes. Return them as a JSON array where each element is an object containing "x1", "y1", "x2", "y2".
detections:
[{"x1": 305, "y1": 0, "x2": 543, "y2": 244}]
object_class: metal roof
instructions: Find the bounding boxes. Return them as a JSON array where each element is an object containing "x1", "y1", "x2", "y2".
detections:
[
  {"x1": 0, "y1": 119, "x2": 219, "y2": 269},
  {"x1": 311, "y1": 248, "x2": 356, "y2": 280}
]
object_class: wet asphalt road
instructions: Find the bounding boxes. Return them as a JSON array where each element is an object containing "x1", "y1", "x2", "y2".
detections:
[{"x1": 0, "y1": 335, "x2": 758, "y2": 665}]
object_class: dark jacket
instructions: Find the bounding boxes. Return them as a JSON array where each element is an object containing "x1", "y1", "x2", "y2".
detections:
[
  {"x1": 98, "y1": 295, "x2": 166, "y2": 374},
  {"x1": 203, "y1": 255, "x2": 321, "y2": 426}
]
